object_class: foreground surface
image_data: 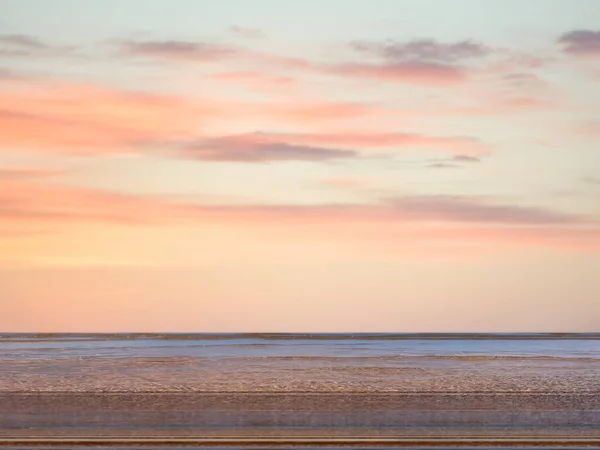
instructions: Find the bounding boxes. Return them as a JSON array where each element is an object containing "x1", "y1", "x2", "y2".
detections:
[
  {"x1": 1, "y1": 334, "x2": 599, "y2": 446},
  {"x1": 1, "y1": 392, "x2": 599, "y2": 439}
]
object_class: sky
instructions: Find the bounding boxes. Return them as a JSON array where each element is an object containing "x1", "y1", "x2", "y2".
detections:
[{"x1": 0, "y1": 0, "x2": 599, "y2": 332}]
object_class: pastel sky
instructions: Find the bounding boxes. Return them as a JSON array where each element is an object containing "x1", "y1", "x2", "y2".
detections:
[{"x1": 1, "y1": 0, "x2": 599, "y2": 332}]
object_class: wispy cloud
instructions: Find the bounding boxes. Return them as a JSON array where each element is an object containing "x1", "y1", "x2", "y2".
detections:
[
  {"x1": 175, "y1": 131, "x2": 488, "y2": 161},
  {"x1": 1, "y1": 178, "x2": 597, "y2": 257},
  {"x1": 207, "y1": 195, "x2": 584, "y2": 226},
  {"x1": 452, "y1": 155, "x2": 481, "y2": 163},
  {"x1": 351, "y1": 39, "x2": 490, "y2": 63},
  {"x1": 332, "y1": 38, "x2": 491, "y2": 85},
  {"x1": 0, "y1": 79, "x2": 219, "y2": 154},
  {"x1": 0, "y1": 34, "x2": 47, "y2": 49},
  {"x1": 501, "y1": 72, "x2": 548, "y2": 88},
  {"x1": 0, "y1": 74, "x2": 434, "y2": 157},
  {"x1": 118, "y1": 39, "x2": 235, "y2": 60},
  {"x1": 428, "y1": 162, "x2": 460, "y2": 169},
  {"x1": 570, "y1": 121, "x2": 600, "y2": 138},
  {"x1": 386, "y1": 195, "x2": 578, "y2": 225},
  {"x1": 180, "y1": 135, "x2": 358, "y2": 162},
  {"x1": 450, "y1": 95, "x2": 560, "y2": 116},
  {"x1": 230, "y1": 26, "x2": 264, "y2": 39},
  {"x1": 558, "y1": 30, "x2": 600, "y2": 57},
  {"x1": 0, "y1": 34, "x2": 74, "y2": 57},
  {"x1": 0, "y1": 178, "x2": 587, "y2": 226},
  {"x1": 0, "y1": 179, "x2": 179, "y2": 225},
  {"x1": 329, "y1": 61, "x2": 466, "y2": 85},
  {"x1": 0, "y1": 67, "x2": 23, "y2": 80},
  {"x1": 116, "y1": 37, "x2": 479, "y2": 85},
  {"x1": 253, "y1": 131, "x2": 488, "y2": 155},
  {"x1": 427, "y1": 155, "x2": 482, "y2": 168}
]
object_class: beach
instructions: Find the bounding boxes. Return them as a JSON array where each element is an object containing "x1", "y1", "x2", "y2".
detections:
[{"x1": 1, "y1": 334, "x2": 599, "y2": 442}]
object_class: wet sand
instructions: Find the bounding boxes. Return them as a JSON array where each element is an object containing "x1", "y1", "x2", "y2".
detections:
[
  {"x1": 3, "y1": 356, "x2": 600, "y2": 393},
  {"x1": 1, "y1": 392, "x2": 600, "y2": 440}
]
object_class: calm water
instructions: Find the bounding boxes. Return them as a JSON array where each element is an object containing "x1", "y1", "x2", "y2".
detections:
[
  {"x1": 1, "y1": 333, "x2": 600, "y2": 360},
  {"x1": 1, "y1": 334, "x2": 599, "y2": 392}
]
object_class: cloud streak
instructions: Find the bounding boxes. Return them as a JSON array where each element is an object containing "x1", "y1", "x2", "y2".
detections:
[
  {"x1": 117, "y1": 37, "x2": 484, "y2": 85},
  {"x1": 181, "y1": 136, "x2": 358, "y2": 162},
  {"x1": 427, "y1": 155, "x2": 482, "y2": 168},
  {"x1": 558, "y1": 30, "x2": 600, "y2": 57},
  {"x1": 1, "y1": 178, "x2": 598, "y2": 259},
  {"x1": 335, "y1": 38, "x2": 492, "y2": 85},
  {"x1": 352, "y1": 39, "x2": 491, "y2": 63},
  {"x1": 0, "y1": 177, "x2": 587, "y2": 227},
  {"x1": 0, "y1": 79, "x2": 221, "y2": 154},
  {"x1": 119, "y1": 39, "x2": 235, "y2": 61},
  {"x1": 174, "y1": 131, "x2": 488, "y2": 162},
  {"x1": 237, "y1": 131, "x2": 487, "y2": 154},
  {"x1": 386, "y1": 195, "x2": 578, "y2": 225},
  {"x1": 0, "y1": 34, "x2": 74, "y2": 57},
  {"x1": 329, "y1": 61, "x2": 466, "y2": 84},
  {"x1": 0, "y1": 75, "x2": 414, "y2": 156}
]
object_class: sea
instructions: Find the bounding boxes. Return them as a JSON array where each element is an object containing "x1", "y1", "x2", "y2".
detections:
[{"x1": 1, "y1": 333, "x2": 599, "y2": 393}]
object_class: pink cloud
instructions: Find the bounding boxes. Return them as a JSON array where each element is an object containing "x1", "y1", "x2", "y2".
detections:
[
  {"x1": 1, "y1": 178, "x2": 598, "y2": 258},
  {"x1": 386, "y1": 195, "x2": 579, "y2": 225},
  {"x1": 290, "y1": 131, "x2": 486, "y2": 153},
  {"x1": 116, "y1": 35, "x2": 553, "y2": 88},
  {"x1": 0, "y1": 74, "x2": 488, "y2": 159},
  {"x1": 175, "y1": 131, "x2": 488, "y2": 161},
  {"x1": 329, "y1": 61, "x2": 466, "y2": 85},
  {"x1": 0, "y1": 79, "x2": 222, "y2": 154},
  {"x1": 335, "y1": 38, "x2": 494, "y2": 85},
  {"x1": 118, "y1": 39, "x2": 316, "y2": 73},
  {"x1": 181, "y1": 135, "x2": 358, "y2": 162},
  {"x1": 246, "y1": 131, "x2": 487, "y2": 155},
  {"x1": 583, "y1": 122, "x2": 600, "y2": 136},
  {"x1": 450, "y1": 95, "x2": 560, "y2": 116},
  {"x1": 567, "y1": 121, "x2": 600, "y2": 139},
  {"x1": 340, "y1": 224, "x2": 600, "y2": 255},
  {"x1": 1, "y1": 177, "x2": 587, "y2": 227},
  {"x1": 0, "y1": 178, "x2": 183, "y2": 225},
  {"x1": 351, "y1": 38, "x2": 491, "y2": 65},
  {"x1": 0, "y1": 75, "x2": 412, "y2": 156},
  {"x1": 558, "y1": 30, "x2": 600, "y2": 58},
  {"x1": 117, "y1": 38, "x2": 471, "y2": 85},
  {"x1": 189, "y1": 196, "x2": 584, "y2": 227}
]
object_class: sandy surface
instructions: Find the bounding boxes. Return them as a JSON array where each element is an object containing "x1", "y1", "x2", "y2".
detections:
[
  {"x1": 2, "y1": 336, "x2": 599, "y2": 439},
  {"x1": 1, "y1": 392, "x2": 599, "y2": 438},
  {"x1": 2, "y1": 357, "x2": 600, "y2": 393}
]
